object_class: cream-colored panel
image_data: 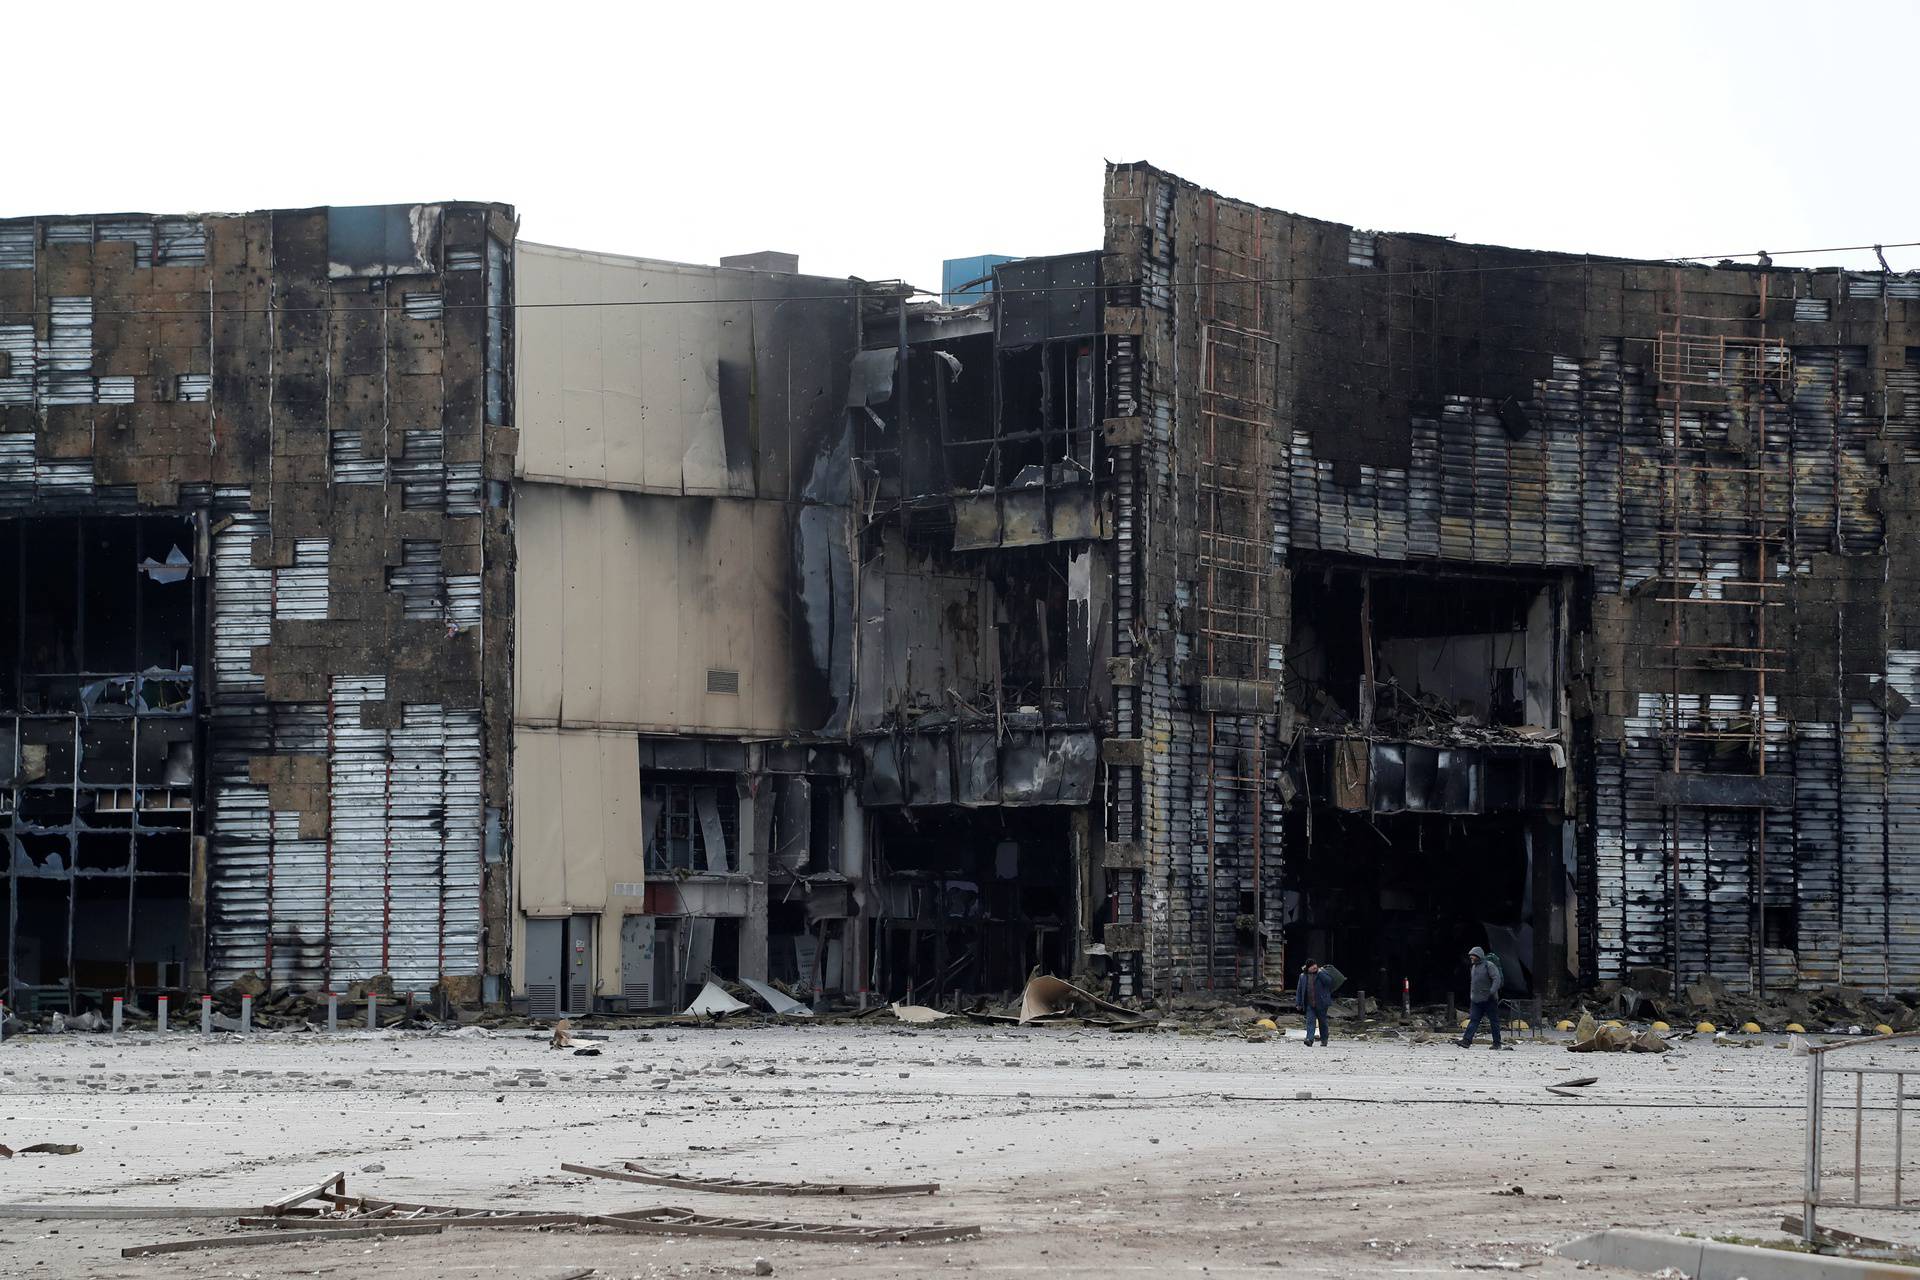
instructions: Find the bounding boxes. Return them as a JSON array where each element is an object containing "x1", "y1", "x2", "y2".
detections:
[
  {"x1": 515, "y1": 728, "x2": 636, "y2": 916},
  {"x1": 514, "y1": 486, "x2": 565, "y2": 722},
  {"x1": 513, "y1": 729, "x2": 567, "y2": 912},
  {"x1": 558, "y1": 490, "x2": 606, "y2": 724},
  {"x1": 517, "y1": 244, "x2": 746, "y2": 496},
  {"x1": 516, "y1": 484, "x2": 800, "y2": 735}
]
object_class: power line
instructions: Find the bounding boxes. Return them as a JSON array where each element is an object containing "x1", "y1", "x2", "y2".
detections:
[{"x1": 49, "y1": 237, "x2": 1920, "y2": 318}]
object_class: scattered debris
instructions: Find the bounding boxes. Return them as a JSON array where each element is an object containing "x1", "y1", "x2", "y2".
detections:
[
  {"x1": 889, "y1": 1002, "x2": 953, "y2": 1024},
  {"x1": 191, "y1": 1170, "x2": 986, "y2": 1248},
  {"x1": 587, "y1": 1206, "x2": 979, "y2": 1244},
  {"x1": 742, "y1": 978, "x2": 814, "y2": 1018},
  {"x1": 124, "y1": 1223, "x2": 445, "y2": 1257},
  {"x1": 1018, "y1": 975, "x2": 1150, "y2": 1026},
  {"x1": 1568, "y1": 1024, "x2": 1668, "y2": 1054},
  {"x1": 562, "y1": 1161, "x2": 938, "y2": 1197},
  {"x1": 684, "y1": 982, "x2": 750, "y2": 1017},
  {"x1": 0, "y1": 1143, "x2": 81, "y2": 1157},
  {"x1": 1552, "y1": 1076, "x2": 1599, "y2": 1089}
]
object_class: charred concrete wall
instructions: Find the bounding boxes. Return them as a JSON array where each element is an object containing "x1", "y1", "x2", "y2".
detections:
[
  {"x1": 1107, "y1": 160, "x2": 1920, "y2": 997},
  {"x1": 0, "y1": 203, "x2": 516, "y2": 1004}
]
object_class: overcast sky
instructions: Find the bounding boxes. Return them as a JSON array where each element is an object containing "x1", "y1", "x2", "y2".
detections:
[{"x1": 12, "y1": 1, "x2": 1917, "y2": 291}]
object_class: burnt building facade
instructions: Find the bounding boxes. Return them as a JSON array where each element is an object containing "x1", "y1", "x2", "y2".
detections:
[
  {"x1": 12, "y1": 166, "x2": 1919, "y2": 1018},
  {"x1": 1104, "y1": 162, "x2": 1920, "y2": 1003},
  {"x1": 0, "y1": 203, "x2": 517, "y2": 1012}
]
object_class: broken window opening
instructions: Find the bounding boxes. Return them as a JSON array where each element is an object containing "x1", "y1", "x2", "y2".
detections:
[
  {"x1": 1288, "y1": 561, "x2": 1561, "y2": 737},
  {"x1": 642, "y1": 777, "x2": 740, "y2": 875},
  {"x1": 0, "y1": 514, "x2": 205, "y2": 1009}
]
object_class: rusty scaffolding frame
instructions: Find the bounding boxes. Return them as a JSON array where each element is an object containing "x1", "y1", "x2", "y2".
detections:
[{"x1": 1652, "y1": 275, "x2": 1794, "y2": 994}]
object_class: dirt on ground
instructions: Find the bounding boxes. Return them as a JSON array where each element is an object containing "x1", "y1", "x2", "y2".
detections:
[{"x1": 0, "y1": 1017, "x2": 1905, "y2": 1278}]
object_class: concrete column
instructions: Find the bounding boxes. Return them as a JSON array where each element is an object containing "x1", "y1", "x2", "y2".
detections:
[
  {"x1": 842, "y1": 788, "x2": 868, "y2": 995},
  {"x1": 738, "y1": 777, "x2": 769, "y2": 983},
  {"x1": 1072, "y1": 807, "x2": 1095, "y2": 985}
]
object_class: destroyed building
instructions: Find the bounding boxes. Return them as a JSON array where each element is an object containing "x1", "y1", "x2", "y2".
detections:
[
  {"x1": 1099, "y1": 162, "x2": 1920, "y2": 1004},
  {"x1": 9, "y1": 164, "x2": 1920, "y2": 1018},
  {"x1": 0, "y1": 203, "x2": 516, "y2": 1012}
]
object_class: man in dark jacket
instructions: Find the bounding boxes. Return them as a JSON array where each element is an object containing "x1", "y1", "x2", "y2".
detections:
[
  {"x1": 1295, "y1": 960, "x2": 1333, "y2": 1047},
  {"x1": 1457, "y1": 946, "x2": 1504, "y2": 1049}
]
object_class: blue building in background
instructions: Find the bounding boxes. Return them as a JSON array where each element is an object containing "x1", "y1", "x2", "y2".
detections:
[{"x1": 943, "y1": 254, "x2": 1016, "y2": 304}]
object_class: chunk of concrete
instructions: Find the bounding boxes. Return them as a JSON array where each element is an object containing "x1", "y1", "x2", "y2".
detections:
[{"x1": 1558, "y1": 1228, "x2": 1904, "y2": 1279}]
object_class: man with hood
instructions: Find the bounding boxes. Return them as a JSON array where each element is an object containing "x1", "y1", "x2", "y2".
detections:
[
  {"x1": 1295, "y1": 959, "x2": 1333, "y2": 1047},
  {"x1": 1457, "y1": 946, "x2": 1504, "y2": 1049}
]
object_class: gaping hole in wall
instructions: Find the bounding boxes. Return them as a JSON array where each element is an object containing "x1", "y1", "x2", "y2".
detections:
[
  {"x1": 1288, "y1": 565, "x2": 1560, "y2": 732},
  {"x1": 1282, "y1": 559, "x2": 1570, "y2": 1002},
  {"x1": 642, "y1": 777, "x2": 739, "y2": 874},
  {"x1": 868, "y1": 807, "x2": 1073, "y2": 1001},
  {"x1": 1283, "y1": 808, "x2": 1553, "y2": 1004},
  {"x1": 0, "y1": 515, "x2": 203, "y2": 1011}
]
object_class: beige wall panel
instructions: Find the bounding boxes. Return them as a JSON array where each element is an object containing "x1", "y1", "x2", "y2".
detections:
[
  {"x1": 595, "y1": 493, "x2": 646, "y2": 720},
  {"x1": 514, "y1": 486, "x2": 566, "y2": 722},
  {"x1": 558, "y1": 490, "x2": 607, "y2": 723},
  {"x1": 515, "y1": 729, "x2": 637, "y2": 913},
  {"x1": 556, "y1": 732, "x2": 606, "y2": 910},
  {"x1": 516, "y1": 482, "x2": 804, "y2": 735},
  {"x1": 517, "y1": 244, "x2": 749, "y2": 497},
  {"x1": 513, "y1": 729, "x2": 569, "y2": 913}
]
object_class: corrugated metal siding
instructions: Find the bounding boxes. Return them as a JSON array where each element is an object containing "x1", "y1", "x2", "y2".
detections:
[{"x1": 207, "y1": 515, "x2": 483, "y2": 991}]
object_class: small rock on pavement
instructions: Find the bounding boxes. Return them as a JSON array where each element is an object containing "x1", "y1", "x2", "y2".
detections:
[{"x1": 754, "y1": 1259, "x2": 774, "y2": 1277}]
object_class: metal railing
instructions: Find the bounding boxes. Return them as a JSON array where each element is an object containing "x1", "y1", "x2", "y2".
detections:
[{"x1": 1803, "y1": 1030, "x2": 1920, "y2": 1243}]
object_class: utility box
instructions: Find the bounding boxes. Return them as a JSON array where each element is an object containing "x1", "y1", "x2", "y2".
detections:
[
  {"x1": 620, "y1": 915, "x2": 658, "y2": 1012},
  {"x1": 524, "y1": 918, "x2": 563, "y2": 1018},
  {"x1": 527, "y1": 915, "x2": 597, "y2": 1016}
]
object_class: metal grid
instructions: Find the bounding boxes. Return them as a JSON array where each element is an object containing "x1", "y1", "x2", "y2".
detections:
[
  {"x1": 1651, "y1": 277, "x2": 1793, "y2": 994},
  {"x1": 1187, "y1": 197, "x2": 1280, "y2": 990}
]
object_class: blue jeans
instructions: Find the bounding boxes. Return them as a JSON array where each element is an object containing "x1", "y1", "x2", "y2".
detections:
[
  {"x1": 1302, "y1": 1005, "x2": 1329, "y2": 1044},
  {"x1": 1462, "y1": 998, "x2": 1502, "y2": 1047}
]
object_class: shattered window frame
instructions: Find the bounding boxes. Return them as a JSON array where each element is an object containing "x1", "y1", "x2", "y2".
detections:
[{"x1": 644, "y1": 779, "x2": 739, "y2": 875}]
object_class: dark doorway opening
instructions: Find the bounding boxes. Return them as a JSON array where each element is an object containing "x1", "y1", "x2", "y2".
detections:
[
  {"x1": 870, "y1": 806, "x2": 1073, "y2": 1002},
  {"x1": 1282, "y1": 806, "x2": 1550, "y2": 1005}
]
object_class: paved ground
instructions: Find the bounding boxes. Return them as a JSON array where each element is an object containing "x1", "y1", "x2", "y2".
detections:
[{"x1": 0, "y1": 1017, "x2": 1900, "y2": 1278}]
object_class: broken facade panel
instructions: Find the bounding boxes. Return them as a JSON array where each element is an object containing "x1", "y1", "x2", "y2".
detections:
[{"x1": 0, "y1": 202, "x2": 515, "y2": 1011}]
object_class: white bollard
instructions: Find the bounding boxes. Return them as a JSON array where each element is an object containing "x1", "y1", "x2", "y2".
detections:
[
  {"x1": 326, "y1": 992, "x2": 338, "y2": 1033},
  {"x1": 111, "y1": 996, "x2": 123, "y2": 1036},
  {"x1": 239, "y1": 994, "x2": 252, "y2": 1035},
  {"x1": 200, "y1": 995, "x2": 212, "y2": 1035},
  {"x1": 157, "y1": 995, "x2": 169, "y2": 1034}
]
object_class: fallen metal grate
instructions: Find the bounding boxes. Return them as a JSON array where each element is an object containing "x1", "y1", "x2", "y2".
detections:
[{"x1": 561, "y1": 1159, "x2": 939, "y2": 1198}]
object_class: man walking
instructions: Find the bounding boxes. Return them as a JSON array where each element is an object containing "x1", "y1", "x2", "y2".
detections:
[
  {"x1": 1457, "y1": 946, "x2": 1503, "y2": 1049},
  {"x1": 1295, "y1": 959, "x2": 1333, "y2": 1047}
]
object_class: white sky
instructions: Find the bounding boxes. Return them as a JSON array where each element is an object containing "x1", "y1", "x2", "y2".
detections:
[{"x1": 11, "y1": 1, "x2": 1918, "y2": 291}]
